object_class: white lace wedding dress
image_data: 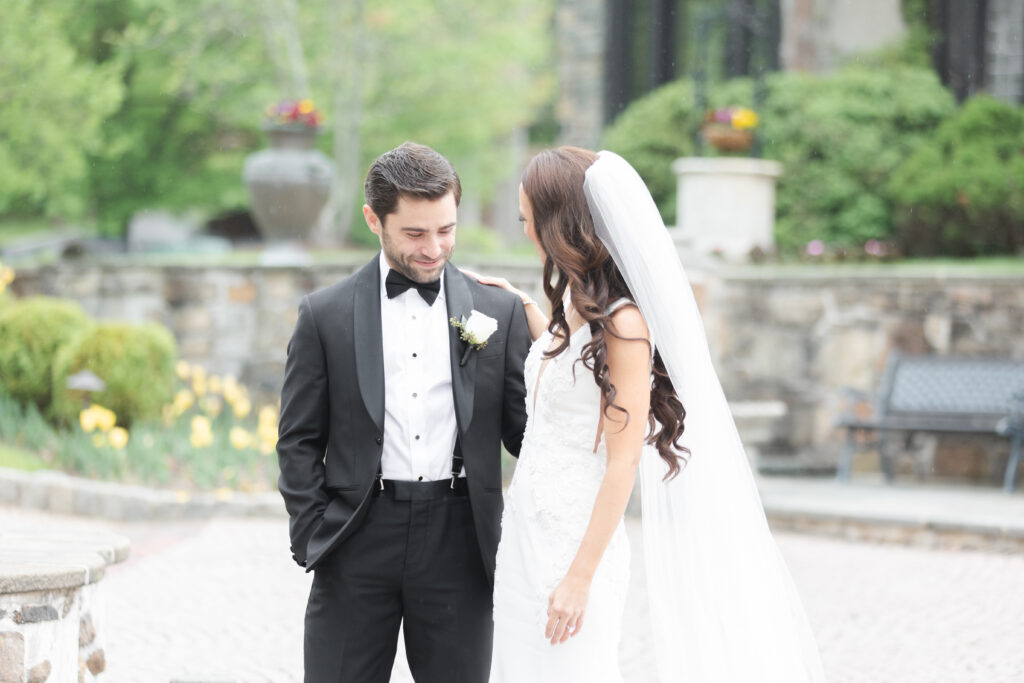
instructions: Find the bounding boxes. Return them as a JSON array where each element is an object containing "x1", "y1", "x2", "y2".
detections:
[{"x1": 491, "y1": 306, "x2": 632, "y2": 682}]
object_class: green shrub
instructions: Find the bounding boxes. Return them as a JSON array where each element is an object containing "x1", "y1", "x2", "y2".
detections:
[
  {"x1": 601, "y1": 66, "x2": 956, "y2": 253},
  {"x1": 51, "y1": 322, "x2": 177, "y2": 426},
  {"x1": 888, "y1": 95, "x2": 1024, "y2": 256},
  {"x1": 0, "y1": 297, "x2": 92, "y2": 409}
]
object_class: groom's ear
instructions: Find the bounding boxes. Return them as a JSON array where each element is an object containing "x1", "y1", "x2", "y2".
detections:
[{"x1": 363, "y1": 204, "x2": 383, "y2": 237}]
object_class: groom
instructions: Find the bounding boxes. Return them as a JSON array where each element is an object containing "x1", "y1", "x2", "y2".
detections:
[{"x1": 277, "y1": 142, "x2": 530, "y2": 682}]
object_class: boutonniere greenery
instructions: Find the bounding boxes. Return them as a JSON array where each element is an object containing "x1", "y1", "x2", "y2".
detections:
[{"x1": 450, "y1": 310, "x2": 498, "y2": 366}]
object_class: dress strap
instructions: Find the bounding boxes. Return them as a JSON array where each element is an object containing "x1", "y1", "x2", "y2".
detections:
[{"x1": 605, "y1": 297, "x2": 634, "y2": 316}]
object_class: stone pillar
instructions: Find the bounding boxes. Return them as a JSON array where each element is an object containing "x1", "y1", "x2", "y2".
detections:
[
  {"x1": 672, "y1": 157, "x2": 783, "y2": 262},
  {"x1": 555, "y1": 0, "x2": 605, "y2": 148},
  {"x1": 986, "y1": 0, "x2": 1024, "y2": 104}
]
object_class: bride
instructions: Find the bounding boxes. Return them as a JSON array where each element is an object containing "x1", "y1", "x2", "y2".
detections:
[{"x1": 476, "y1": 147, "x2": 826, "y2": 682}]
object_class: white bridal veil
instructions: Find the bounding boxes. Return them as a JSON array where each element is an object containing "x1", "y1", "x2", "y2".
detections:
[{"x1": 584, "y1": 151, "x2": 826, "y2": 682}]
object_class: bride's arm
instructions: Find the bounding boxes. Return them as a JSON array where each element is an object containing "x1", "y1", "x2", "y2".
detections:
[
  {"x1": 460, "y1": 268, "x2": 549, "y2": 341},
  {"x1": 545, "y1": 305, "x2": 651, "y2": 645}
]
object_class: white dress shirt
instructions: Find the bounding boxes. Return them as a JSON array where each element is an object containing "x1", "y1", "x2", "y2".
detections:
[{"x1": 378, "y1": 253, "x2": 460, "y2": 481}]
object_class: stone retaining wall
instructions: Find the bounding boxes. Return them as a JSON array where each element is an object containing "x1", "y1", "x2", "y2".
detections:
[{"x1": 10, "y1": 259, "x2": 1024, "y2": 477}]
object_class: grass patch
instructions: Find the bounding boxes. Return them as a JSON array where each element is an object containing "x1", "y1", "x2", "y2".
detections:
[{"x1": 0, "y1": 442, "x2": 48, "y2": 471}]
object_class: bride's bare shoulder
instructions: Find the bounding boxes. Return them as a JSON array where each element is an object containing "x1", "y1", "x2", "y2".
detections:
[{"x1": 605, "y1": 303, "x2": 650, "y2": 348}]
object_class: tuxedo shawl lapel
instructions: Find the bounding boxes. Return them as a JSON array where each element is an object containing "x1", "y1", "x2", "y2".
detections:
[
  {"x1": 444, "y1": 262, "x2": 476, "y2": 433},
  {"x1": 353, "y1": 256, "x2": 385, "y2": 433}
]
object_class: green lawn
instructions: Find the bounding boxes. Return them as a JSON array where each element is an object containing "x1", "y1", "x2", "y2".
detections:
[{"x1": 0, "y1": 443, "x2": 48, "y2": 471}]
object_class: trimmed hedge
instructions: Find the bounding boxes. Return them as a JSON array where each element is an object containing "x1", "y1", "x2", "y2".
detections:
[
  {"x1": 0, "y1": 297, "x2": 92, "y2": 410},
  {"x1": 601, "y1": 66, "x2": 956, "y2": 254},
  {"x1": 51, "y1": 322, "x2": 177, "y2": 427},
  {"x1": 889, "y1": 95, "x2": 1024, "y2": 256}
]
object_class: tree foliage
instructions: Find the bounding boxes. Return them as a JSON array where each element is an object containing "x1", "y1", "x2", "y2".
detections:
[
  {"x1": 0, "y1": 0, "x2": 553, "y2": 238},
  {"x1": 602, "y1": 66, "x2": 957, "y2": 253},
  {"x1": 0, "y1": 0, "x2": 123, "y2": 216},
  {"x1": 889, "y1": 95, "x2": 1024, "y2": 256}
]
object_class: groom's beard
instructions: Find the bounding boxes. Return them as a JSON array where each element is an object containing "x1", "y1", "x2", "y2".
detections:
[{"x1": 381, "y1": 237, "x2": 454, "y2": 284}]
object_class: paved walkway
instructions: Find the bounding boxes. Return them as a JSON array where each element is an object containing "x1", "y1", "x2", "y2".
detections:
[{"x1": 6, "y1": 492, "x2": 1024, "y2": 682}]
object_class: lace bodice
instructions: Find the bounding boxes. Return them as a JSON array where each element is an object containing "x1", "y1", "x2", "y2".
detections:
[
  {"x1": 500, "y1": 303, "x2": 635, "y2": 601},
  {"x1": 491, "y1": 302, "x2": 635, "y2": 681}
]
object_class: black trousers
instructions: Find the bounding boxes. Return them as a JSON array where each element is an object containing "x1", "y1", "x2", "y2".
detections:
[{"x1": 304, "y1": 487, "x2": 493, "y2": 683}]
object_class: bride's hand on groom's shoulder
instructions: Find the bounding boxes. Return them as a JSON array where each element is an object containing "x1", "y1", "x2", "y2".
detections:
[
  {"x1": 460, "y1": 267, "x2": 513, "y2": 292},
  {"x1": 545, "y1": 573, "x2": 591, "y2": 645}
]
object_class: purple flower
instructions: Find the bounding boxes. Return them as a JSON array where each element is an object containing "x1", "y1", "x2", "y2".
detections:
[
  {"x1": 864, "y1": 239, "x2": 883, "y2": 257},
  {"x1": 713, "y1": 109, "x2": 733, "y2": 124},
  {"x1": 806, "y1": 240, "x2": 825, "y2": 257}
]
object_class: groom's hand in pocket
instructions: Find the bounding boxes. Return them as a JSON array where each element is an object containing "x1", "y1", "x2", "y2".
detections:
[{"x1": 546, "y1": 573, "x2": 590, "y2": 645}]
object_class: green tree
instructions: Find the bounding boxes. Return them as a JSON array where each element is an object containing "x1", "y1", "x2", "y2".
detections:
[{"x1": 0, "y1": 0, "x2": 123, "y2": 217}]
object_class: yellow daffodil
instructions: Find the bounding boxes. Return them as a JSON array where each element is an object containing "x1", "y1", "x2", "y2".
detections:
[
  {"x1": 79, "y1": 407, "x2": 99, "y2": 433},
  {"x1": 191, "y1": 366, "x2": 207, "y2": 396},
  {"x1": 80, "y1": 404, "x2": 117, "y2": 433},
  {"x1": 202, "y1": 396, "x2": 223, "y2": 418},
  {"x1": 731, "y1": 107, "x2": 759, "y2": 130},
  {"x1": 229, "y1": 427, "x2": 251, "y2": 450},
  {"x1": 0, "y1": 264, "x2": 14, "y2": 294},
  {"x1": 298, "y1": 99, "x2": 314, "y2": 114},
  {"x1": 108, "y1": 426, "x2": 129, "y2": 449},
  {"x1": 208, "y1": 375, "x2": 223, "y2": 395},
  {"x1": 258, "y1": 405, "x2": 278, "y2": 425},
  {"x1": 232, "y1": 396, "x2": 252, "y2": 419},
  {"x1": 93, "y1": 405, "x2": 117, "y2": 432},
  {"x1": 175, "y1": 360, "x2": 191, "y2": 380},
  {"x1": 190, "y1": 415, "x2": 214, "y2": 448},
  {"x1": 172, "y1": 389, "x2": 195, "y2": 417}
]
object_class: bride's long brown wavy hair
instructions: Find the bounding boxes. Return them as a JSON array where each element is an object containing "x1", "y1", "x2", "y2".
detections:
[{"x1": 522, "y1": 146, "x2": 688, "y2": 478}]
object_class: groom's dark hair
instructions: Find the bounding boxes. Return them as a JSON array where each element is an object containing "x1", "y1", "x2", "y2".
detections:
[{"x1": 364, "y1": 142, "x2": 462, "y2": 222}]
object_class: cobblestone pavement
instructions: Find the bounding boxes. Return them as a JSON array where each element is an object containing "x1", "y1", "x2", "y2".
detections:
[{"x1": 7, "y1": 506, "x2": 1024, "y2": 682}]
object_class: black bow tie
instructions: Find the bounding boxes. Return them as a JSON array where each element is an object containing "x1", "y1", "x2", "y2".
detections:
[{"x1": 385, "y1": 268, "x2": 441, "y2": 305}]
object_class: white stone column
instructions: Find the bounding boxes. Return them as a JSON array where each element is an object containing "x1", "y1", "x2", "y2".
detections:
[{"x1": 671, "y1": 157, "x2": 783, "y2": 263}]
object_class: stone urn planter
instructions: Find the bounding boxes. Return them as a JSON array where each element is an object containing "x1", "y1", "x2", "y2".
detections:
[
  {"x1": 242, "y1": 125, "x2": 335, "y2": 245},
  {"x1": 671, "y1": 156, "x2": 783, "y2": 262}
]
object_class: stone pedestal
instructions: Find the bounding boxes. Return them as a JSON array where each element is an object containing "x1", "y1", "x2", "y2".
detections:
[
  {"x1": 671, "y1": 157, "x2": 783, "y2": 262},
  {"x1": 0, "y1": 531, "x2": 129, "y2": 682}
]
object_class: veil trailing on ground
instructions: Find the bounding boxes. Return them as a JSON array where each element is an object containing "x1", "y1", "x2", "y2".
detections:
[{"x1": 584, "y1": 151, "x2": 826, "y2": 682}]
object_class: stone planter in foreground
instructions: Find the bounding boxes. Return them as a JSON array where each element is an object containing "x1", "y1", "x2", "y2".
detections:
[{"x1": 0, "y1": 531, "x2": 129, "y2": 682}]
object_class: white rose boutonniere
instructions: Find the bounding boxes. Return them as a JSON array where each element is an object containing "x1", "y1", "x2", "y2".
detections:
[{"x1": 450, "y1": 309, "x2": 499, "y2": 366}]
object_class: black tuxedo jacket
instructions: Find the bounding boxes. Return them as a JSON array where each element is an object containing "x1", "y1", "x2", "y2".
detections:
[{"x1": 277, "y1": 255, "x2": 530, "y2": 581}]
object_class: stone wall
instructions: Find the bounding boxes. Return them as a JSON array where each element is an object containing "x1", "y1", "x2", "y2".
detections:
[
  {"x1": 10, "y1": 260, "x2": 1024, "y2": 476},
  {"x1": 705, "y1": 269, "x2": 1024, "y2": 474}
]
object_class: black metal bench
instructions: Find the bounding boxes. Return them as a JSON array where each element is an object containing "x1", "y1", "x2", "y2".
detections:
[{"x1": 834, "y1": 352, "x2": 1024, "y2": 492}]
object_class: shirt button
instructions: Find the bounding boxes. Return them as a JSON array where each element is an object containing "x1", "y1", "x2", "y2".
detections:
[
  {"x1": 417, "y1": 475, "x2": 424, "y2": 481},
  {"x1": 415, "y1": 435, "x2": 420, "y2": 440},
  {"x1": 375, "y1": 436, "x2": 382, "y2": 445},
  {"x1": 412, "y1": 352, "x2": 417, "y2": 358},
  {"x1": 412, "y1": 392, "x2": 418, "y2": 398}
]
